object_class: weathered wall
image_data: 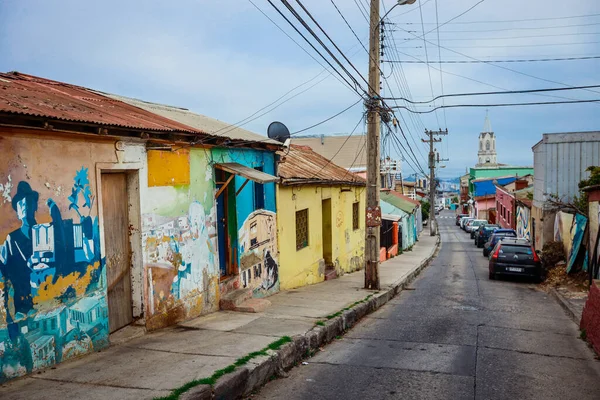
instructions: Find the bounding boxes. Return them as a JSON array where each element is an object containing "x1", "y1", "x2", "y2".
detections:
[
  {"x1": 276, "y1": 185, "x2": 365, "y2": 290},
  {"x1": 0, "y1": 129, "x2": 115, "y2": 381},
  {"x1": 211, "y1": 148, "x2": 279, "y2": 298},
  {"x1": 581, "y1": 280, "x2": 600, "y2": 356},
  {"x1": 474, "y1": 197, "x2": 495, "y2": 220},
  {"x1": 141, "y1": 148, "x2": 220, "y2": 330},
  {"x1": 516, "y1": 205, "x2": 531, "y2": 240},
  {"x1": 496, "y1": 188, "x2": 515, "y2": 229}
]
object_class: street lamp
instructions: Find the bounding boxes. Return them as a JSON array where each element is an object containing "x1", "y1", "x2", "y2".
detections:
[{"x1": 379, "y1": 0, "x2": 417, "y2": 26}]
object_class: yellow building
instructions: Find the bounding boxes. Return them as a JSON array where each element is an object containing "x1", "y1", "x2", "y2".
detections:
[{"x1": 276, "y1": 145, "x2": 366, "y2": 290}]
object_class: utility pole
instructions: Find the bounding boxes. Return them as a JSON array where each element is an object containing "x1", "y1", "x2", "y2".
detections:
[
  {"x1": 364, "y1": 0, "x2": 382, "y2": 290},
  {"x1": 422, "y1": 129, "x2": 448, "y2": 236}
]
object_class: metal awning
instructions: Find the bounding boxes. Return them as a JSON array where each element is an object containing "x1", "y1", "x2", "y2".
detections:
[
  {"x1": 214, "y1": 162, "x2": 278, "y2": 199},
  {"x1": 382, "y1": 213, "x2": 401, "y2": 222},
  {"x1": 215, "y1": 163, "x2": 278, "y2": 184}
]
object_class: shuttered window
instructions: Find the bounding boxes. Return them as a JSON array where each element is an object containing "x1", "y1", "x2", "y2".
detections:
[
  {"x1": 353, "y1": 202, "x2": 360, "y2": 230},
  {"x1": 296, "y1": 209, "x2": 309, "y2": 250}
]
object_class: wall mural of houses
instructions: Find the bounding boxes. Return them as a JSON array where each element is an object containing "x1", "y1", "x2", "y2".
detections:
[
  {"x1": 0, "y1": 167, "x2": 107, "y2": 383},
  {"x1": 141, "y1": 148, "x2": 220, "y2": 330}
]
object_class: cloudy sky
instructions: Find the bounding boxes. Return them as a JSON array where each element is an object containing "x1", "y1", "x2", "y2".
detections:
[{"x1": 1, "y1": 0, "x2": 599, "y2": 178}]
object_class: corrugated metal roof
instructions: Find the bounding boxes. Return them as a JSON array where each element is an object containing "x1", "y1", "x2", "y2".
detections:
[
  {"x1": 104, "y1": 93, "x2": 281, "y2": 145},
  {"x1": 278, "y1": 145, "x2": 365, "y2": 185},
  {"x1": 380, "y1": 190, "x2": 417, "y2": 214},
  {"x1": 292, "y1": 135, "x2": 367, "y2": 170},
  {"x1": 0, "y1": 72, "x2": 202, "y2": 133}
]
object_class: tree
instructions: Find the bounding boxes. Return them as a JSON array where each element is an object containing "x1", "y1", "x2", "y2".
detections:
[{"x1": 420, "y1": 200, "x2": 430, "y2": 221}]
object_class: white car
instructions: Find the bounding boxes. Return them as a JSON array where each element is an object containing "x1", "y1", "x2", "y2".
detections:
[{"x1": 466, "y1": 219, "x2": 487, "y2": 233}]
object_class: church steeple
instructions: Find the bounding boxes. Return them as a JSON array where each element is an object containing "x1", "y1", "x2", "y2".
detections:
[{"x1": 476, "y1": 111, "x2": 498, "y2": 167}]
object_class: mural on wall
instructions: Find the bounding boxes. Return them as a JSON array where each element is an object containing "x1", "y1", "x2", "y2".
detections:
[
  {"x1": 0, "y1": 168, "x2": 107, "y2": 382},
  {"x1": 516, "y1": 206, "x2": 531, "y2": 240},
  {"x1": 141, "y1": 149, "x2": 221, "y2": 329},
  {"x1": 238, "y1": 210, "x2": 279, "y2": 297}
]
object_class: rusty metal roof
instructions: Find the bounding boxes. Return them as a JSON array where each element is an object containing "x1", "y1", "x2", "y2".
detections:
[
  {"x1": 0, "y1": 72, "x2": 204, "y2": 134},
  {"x1": 278, "y1": 145, "x2": 365, "y2": 186}
]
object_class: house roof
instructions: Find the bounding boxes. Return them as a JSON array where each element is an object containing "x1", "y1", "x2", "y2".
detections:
[
  {"x1": 381, "y1": 200, "x2": 408, "y2": 219},
  {"x1": 104, "y1": 93, "x2": 281, "y2": 145},
  {"x1": 292, "y1": 134, "x2": 367, "y2": 170},
  {"x1": 380, "y1": 190, "x2": 418, "y2": 214},
  {"x1": 277, "y1": 145, "x2": 365, "y2": 186},
  {"x1": 0, "y1": 72, "x2": 204, "y2": 134},
  {"x1": 473, "y1": 176, "x2": 517, "y2": 197}
]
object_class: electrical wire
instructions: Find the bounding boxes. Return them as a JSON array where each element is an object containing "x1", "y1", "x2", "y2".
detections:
[
  {"x1": 400, "y1": 31, "x2": 600, "y2": 42},
  {"x1": 401, "y1": 12, "x2": 600, "y2": 25},
  {"x1": 330, "y1": 0, "x2": 368, "y2": 53},
  {"x1": 265, "y1": 0, "x2": 364, "y2": 96},
  {"x1": 434, "y1": 0, "x2": 448, "y2": 131},
  {"x1": 391, "y1": 99, "x2": 600, "y2": 113},
  {"x1": 382, "y1": 84, "x2": 600, "y2": 103},
  {"x1": 417, "y1": 0, "x2": 441, "y2": 128},
  {"x1": 397, "y1": 40, "x2": 600, "y2": 49},
  {"x1": 383, "y1": 55, "x2": 600, "y2": 63},
  {"x1": 416, "y1": 0, "x2": 487, "y2": 39},
  {"x1": 409, "y1": 21, "x2": 600, "y2": 33}
]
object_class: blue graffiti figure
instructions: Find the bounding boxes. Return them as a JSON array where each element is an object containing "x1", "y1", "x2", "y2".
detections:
[{"x1": 0, "y1": 182, "x2": 39, "y2": 324}]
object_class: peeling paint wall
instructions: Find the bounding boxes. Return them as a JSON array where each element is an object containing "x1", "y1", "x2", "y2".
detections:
[
  {"x1": 141, "y1": 148, "x2": 220, "y2": 330},
  {"x1": 277, "y1": 184, "x2": 366, "y2": 290},
  {"x1": 0, "y1": 129, "x2": 115, "y2": 382},
  {"x1": 211, "y1": 148, "x2": 279, "y2": 298}
]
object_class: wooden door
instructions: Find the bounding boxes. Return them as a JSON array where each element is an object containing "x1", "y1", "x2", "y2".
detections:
[
  {"x1": 322, "y1": 199, "x2": 332, "y2": 265},
  {"x1": 101, "y1": 172, "x2": 133, "y2": 333}
]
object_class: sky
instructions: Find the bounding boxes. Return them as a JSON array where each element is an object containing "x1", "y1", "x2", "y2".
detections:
[{"x1": 1, "y1": 0, "x2": 599, "y2": 178}]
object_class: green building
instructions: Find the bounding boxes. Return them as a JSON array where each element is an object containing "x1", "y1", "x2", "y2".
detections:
[{"x1": 469, "y1": 166, "x2": 534, "y2": 193}]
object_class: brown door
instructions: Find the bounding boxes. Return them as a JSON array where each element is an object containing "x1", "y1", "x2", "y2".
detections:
[{"x1": 101, "y1": 172, "x2": 133, "y2": 333}]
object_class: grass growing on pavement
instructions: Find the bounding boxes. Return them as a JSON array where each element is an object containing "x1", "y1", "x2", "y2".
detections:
[
  {"x1": 154, "y1": 336, "x2": 292, "y2": 400},
  {"x1": 317, "y1": 293, "x2": 376, "y2": 325}
]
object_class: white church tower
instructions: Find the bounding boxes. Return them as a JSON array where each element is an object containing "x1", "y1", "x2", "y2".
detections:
[{"x1": 476, "y1": 112, "x2": 497, "y2": 167}]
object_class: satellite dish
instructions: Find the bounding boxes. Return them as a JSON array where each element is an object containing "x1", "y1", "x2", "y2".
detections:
[{"x1": 267, "y1": 121, "x2": 291, "y2": 143}]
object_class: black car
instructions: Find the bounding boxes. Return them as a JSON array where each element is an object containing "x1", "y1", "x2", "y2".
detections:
[
  {"x1": 488, "y1": 238, "x2": 542, "y2": 281},
  {"x1": 475, "y1": 224, "x2": 500, "y2": 247},
  {"x1": 483, "y1": 229, "x2": 517, "y2": 257}
]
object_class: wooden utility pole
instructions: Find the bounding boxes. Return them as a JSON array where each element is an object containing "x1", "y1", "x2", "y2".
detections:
[
  {"x1": 364, "y1": 0, "x2": 381, "y2": 290},
  {"x1": 423, "y1": 129, "x2": 448, "y2": 236}
]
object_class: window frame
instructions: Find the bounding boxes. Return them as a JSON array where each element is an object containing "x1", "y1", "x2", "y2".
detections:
[
  {"x1": 352, "y1": 201, "x2": 360, "y2": 231},
  {"x1": 295, "y1": 208, "x2": 309, "y2": 250}
]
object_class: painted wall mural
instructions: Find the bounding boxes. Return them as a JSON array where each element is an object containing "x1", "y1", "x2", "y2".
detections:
[
  {"x1": 238, "y1": 210, "x2": 279, "y2": 297},
  {"x1": 0, "y1": 168, "x2": 107, "y2": 382},
  {"x1": 516, "y1": 205, "x2": 531, "y2": 240},
  {"x1": 141, "y1": 149, "x2": 220, "y2": 330}
]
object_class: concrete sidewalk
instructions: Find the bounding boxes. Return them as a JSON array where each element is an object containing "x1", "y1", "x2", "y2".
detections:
[{"x1": 0, "y1": 234, "x2": 439, "y2": 400}]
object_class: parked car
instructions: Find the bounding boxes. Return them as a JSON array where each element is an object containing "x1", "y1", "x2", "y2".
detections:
[
  {"x1": 469, "y1": 220, "x2": 488, "y2": 238},
  {"x1": 475, "y1": 224, "x2": 500, "y2": 247},
  {"x1": 488, "y1": 238, "x2": 542, "y2": 281},
  {"x1": 455, "y1": 214, "x2": 469, "y2": 226},
  {"x1": 460, "y1": 217, "x2": 474, "y2": 230},
  {"x1": 483, "y1": 229, "x2": 517, "y2": 257}
]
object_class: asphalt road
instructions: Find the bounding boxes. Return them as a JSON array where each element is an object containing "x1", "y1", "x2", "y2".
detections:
[{"x1": 254, "y1": 210, "x2": 600, "y2": 400}]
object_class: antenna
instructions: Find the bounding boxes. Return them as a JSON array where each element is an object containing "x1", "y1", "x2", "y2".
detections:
[{"x1": 267, "y1": 121, "x2": 291, "y2": 143}]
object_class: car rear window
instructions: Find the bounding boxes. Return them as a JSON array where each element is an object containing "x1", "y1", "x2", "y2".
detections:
[
  {"x1": 500, "y1": 245, "x2": 533, "y2": 255},
  {"x1": 484, "y1": 226, "x2": 498, "y2": 231}
]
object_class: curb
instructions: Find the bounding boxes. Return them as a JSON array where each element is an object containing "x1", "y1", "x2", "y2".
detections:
[
  {"x1": 203, "y1": 234, "x2": 442, "y2": 400},
  {"x1": 549, "y1": 287, "x2": 581, "y2": 326}
]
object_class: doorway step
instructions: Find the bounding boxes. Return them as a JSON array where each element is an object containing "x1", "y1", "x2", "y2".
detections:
[{"x1": 220, "y1": 288, "x2": 271, "y2": 313}]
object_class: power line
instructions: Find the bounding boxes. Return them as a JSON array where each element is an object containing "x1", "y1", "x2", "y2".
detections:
[
  {"x1": 265, "y1": 0, "x2": 364, "y2": 96},
  {"x1": 417, "y1": 0, "x2": 441, "y2": 128},
  {"x1": 397, "y1": 40, "x2": 600, "y2": 49},
  {"x1": 289, "y1": 0, "x2": 372, "y2": 94},
  {"x1": 391, "y1": 99, "x2": 600, "y2": 113},
  {"x1": 383, "y1": 55, "x2": 600, "y2": 63},
  {"x1": 394, "y1": 25, "x2": 600, "y2": 97},
  {"x1": 416, "y1": 0, "x2": 487, "y2": 39},
  {"x1": 400, "y1": 12, "x2": 600, "y2": 25},
  {"x1": 330, "y1": 0, "x2": 368, "y2": 53},
  {"x1": 382, "y1": 84, "x2": 600, "y2": 103},
  {"x1": 291, "y1": 99, "x2": 363, "y2": 135},
  {"x1": 434, "y1": 0, "x2": 448, "y2": 131},
  {"x1": 403, "y1": 21, "x2": 600, "y2": 33},
  {"x1": 400, "y1": 31, "x2": 600, "y2": 42}
]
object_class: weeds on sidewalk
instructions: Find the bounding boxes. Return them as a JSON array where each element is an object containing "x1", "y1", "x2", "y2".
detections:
[
  {"x1": 315, "y1": 293, "x2": 375, "y2": 326},
  {"x1": 154, "y1": 336, "x2": 292, "y2": 400}
]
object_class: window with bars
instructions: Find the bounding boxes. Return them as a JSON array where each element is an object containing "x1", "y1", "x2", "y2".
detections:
[
  {"x1": 352, "y1": 202, "x2": 359, "y2": 230},
  {"x1": 296, "y1": 208, "x2": 309, "y2": 250}
]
